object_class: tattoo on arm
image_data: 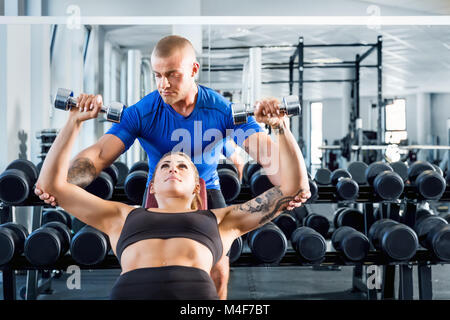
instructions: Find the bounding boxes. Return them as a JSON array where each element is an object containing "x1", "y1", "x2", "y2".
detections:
[
  {"x1": 236, "y1": 186, "x2": 305, "y2": 226},
  {"x1": 67, "y1": 158, "x2": 97, "y2": 187}
]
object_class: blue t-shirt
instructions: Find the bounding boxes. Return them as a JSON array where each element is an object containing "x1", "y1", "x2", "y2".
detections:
[{"x1": 106, "y1": 85, "x2": 263, "y2": 190}]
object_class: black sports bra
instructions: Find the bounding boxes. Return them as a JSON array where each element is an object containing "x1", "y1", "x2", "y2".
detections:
[{"x1": 115, "y1": 207, "x2": 223, "y2": 266}]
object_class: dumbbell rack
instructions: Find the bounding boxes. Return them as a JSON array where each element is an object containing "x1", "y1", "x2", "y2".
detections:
[{"x1": 1, "y1": 185, "x2": 450, "y2": 300}]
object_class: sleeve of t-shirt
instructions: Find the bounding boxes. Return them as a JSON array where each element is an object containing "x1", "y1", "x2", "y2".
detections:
[
  {"x1": 224, "y1": 102, "x2": 265, "y2": 148},
  {"x1": 105, "y1": 104, "x2": 141, "y2": 152}
]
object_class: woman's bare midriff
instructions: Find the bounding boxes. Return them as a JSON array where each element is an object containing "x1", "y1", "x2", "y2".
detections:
[{"x1": 118, "y1": 238, "x2": 214, "y2": 275}]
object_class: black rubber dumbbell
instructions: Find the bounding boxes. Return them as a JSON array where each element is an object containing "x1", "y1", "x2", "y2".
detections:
[
  {"x1": 291, "y1": 226, "x2": 327, "y2": 263},
  {"x1": 330, "y1": 169, "x2": 359, "y2": 201},
  {"x1": 113, "y1": 161, "x2": 129, "y2": 187},
  {"x1": 368, "y1": 219, "x2": 418, "y2": 261},
  {"x1": 407, "y1": 161, "x2": 446, "y2": 200},
  {"x1": 70, "y1": 225, "x2": 111, "y2": 266},
  {"x1": 365, "y1": 162, "x2": 404, "y2": 201},
  {"x1": 242, "y1": 162, "x2": 260, "y2": 186},
  {"x1": 331, "y1": 226, "x2": 370, "y2": 261},
  {"x1": 85, "y1": 163, "x2": 119, "y2": 200},
  {"x1": 227, "y1": 236, "x2": 243, "y2": 264},
  {"x1": 303, "y1": 213, "x2": 330, "y2": 238},
  {"x1": 24, "y1": 221, "x2": 72, "y2": 266},
  {"x1": 0, "y1": 223, "x2": 29, "y2": 265},
  {"x1": 217, "y1": 159, "x2": 241, "y2": 203},
  {"x1": 0, "y1": 159, "x2": 39, "y2": 205},
  {"x1": 314, "y1": 168, "x2": 332, "y2": 185},
  {"x1": 414, "y1": 210, "x2": 450, "y2": 261},
  {"x1": 291, "y1": 206, "x2": 309, "y2": 223},
  {"x1": 42, "y1": 209, "x2": 72, "y2": 230},
  {"x1": 440, "y1": 213, "x2": 450, "y2": 224},
  {"x1": 347, "y1": 161, "x2": 369, "y2": 185},
  {"x1": 124, "y1": 161, "x2": 149, "y2": 205},
  {"x1": 390, "y1": 161, "x2": 409, "y2": 183},
  {"x1": 273, "y1": 212, "x2": 298, "y2": 240},
  {"x1": 71, "y1": 217, "x2": 87, "y2": 234},
  {"x1": 307, "y1": 179, "x2": 319, "y2": 203},
  {"x1": 247, "y1": 222, "x2": 287, "y2": 264},
  {"x1": 249, "y1": 168, "x2": 274, "y2": 197},
  {"x1": 333, "y1": 207, "x2": 365, "y2": 233}
]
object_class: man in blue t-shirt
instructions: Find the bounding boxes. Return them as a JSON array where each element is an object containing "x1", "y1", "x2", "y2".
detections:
[{"x1": 35, "y1": 35, "x2": 305, "y2": 299}]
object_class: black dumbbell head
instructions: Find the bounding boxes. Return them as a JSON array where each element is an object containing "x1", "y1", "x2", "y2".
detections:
[
  {"x1": 43, "y1": 221, "x2": 72, "y2": 253},
  {"x1": 249, "y1": 168, "x2": 274, "y2": 197},
  {"x1": 129, "y1": 161, "x2": 149, "y2": 174},
  {"x1": 245, "y1": 163, "x2": 261, "y2": 185},
  {"x1": 373, "y1": 171, "x2": 404, "y2": 200},
  {"x1": 217, "y1": 159, "x2": 239, "y2": 176},
  {"x1": 227, "y1": 236, "x2": 243, "y2": 264},
  {"x1": 0, "y1": 169, "x2": 35, "y2": 204},
  {"x1": 347, "y1": 162, "x2": 369, "y2": 185},
  {"x1": 427, "y1": 224, "x2": 450, "y2": 261},
  {"x1": 124, "y1": 170, "x2": 148, "y2": 204},
  {"x1": 70, "y1": 225, "x2": 110, "y2": 266},
  {"x1": 25, "y1": 227, "x2": 63, "y2": 266},
  {"x1": 432, "y1": 164, "x2": 444, "y2": 177},
  {"x1": 307, "y1": 179, "x2": 318, "y2": 203},
  {"x1": 85, "y1": 171, "x2": 114, "y2": 200},
  {"x1": 218, "y1": 168, "x2": 241, "y2": 203},
  {"x1": 365, "y1": 162, "x2": 393, "y2": 186},
  {"x1": 335, "y1": 178, "x2": 359, "y2": 200},
  {"x1": 368, "y1": 219, "x2": 398, "y2": 245},
  {"x1": 390, "y1": 161, "x2": 409, "y2": 182},
  {"x1": 415, "y1": 216, "x2": 447, "y2": 247},
  {"x1": 0, "y1": 223, "x2": 28, "y2": 265},
  {"x1": 332, "y1": 226, "x2": 369, "y2": 262},
  {"x1": 292, "y1": 206, "x2": 309, "y2": 223},
  {"x1": 407, "y1": 161, "x2": 435, "y2": 184},
  {"x1": 335, "y1": 208, "x2": 364, "y2": 232},
  {"x1": 314, "y1": 168, "x2": 331, "y2": 185},
  {"x1": 248, "y1": 223, "x2": 287, "y2": 263},
  {"x1": 330, "y1": 169, "x2": 352, "y2": 186},
  {"x1": 291, "y1": 227, "x2": 326, "y2": 262},
  {"x1": 42, "y1": 209, "x2": 70, "y2": 227},
  {"x1": 113, "y1": 161, "x2": 130, "y2": 187},
  {"x1": 6, "y1": 159, "x2": 39, "y2": 183},
  {"x1": 416, "y1": 170, "x2": 446, "y2": 200},
  {"x1": 380, "y1": 224, "x2": 418, "y2": 261},
  {"x1": 103, "y1": 164, "x2": 119, "y2": 187},
  {"x1": 304, "y1": 214, "x2": 330, "y2": 238},
  {"x1": 273, "y1": 213, "x2": 297, "y2": 240}
]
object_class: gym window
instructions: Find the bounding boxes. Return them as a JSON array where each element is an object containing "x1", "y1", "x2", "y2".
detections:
[
  {"x1": 385, "y1": 98, "x2": 407, "y2": 144},
  {"x1": 310, "y1": 102, "x2": 323, "y2": 167}
]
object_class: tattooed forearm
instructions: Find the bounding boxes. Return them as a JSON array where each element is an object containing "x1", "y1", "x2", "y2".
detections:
[
  {"x1": 237, "y1": 187, "x2": 283, "y2": 213},
  {"x1": 67, "y1": 158, "x2": 97, "y2": 187},
  {"x1": 257, "y1": 187, "x2": 306, "y2": 224}
]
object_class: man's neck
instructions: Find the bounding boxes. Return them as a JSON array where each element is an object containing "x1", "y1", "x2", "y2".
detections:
[{"x1": 171, "y1": 84, "x2": 198, "y2": 117}]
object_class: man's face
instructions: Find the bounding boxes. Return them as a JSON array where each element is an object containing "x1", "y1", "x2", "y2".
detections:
[{"x1": 151, "y1": 50, "x2": 198, "y2": 105}]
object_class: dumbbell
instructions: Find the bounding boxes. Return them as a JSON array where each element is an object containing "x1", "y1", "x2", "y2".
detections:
[
  {"x1": 273, "y1": 212, "x2": 298, "y2": 240},
  {"x1": 249, "y1": 167, "x2": 273, "y2": 197},
  {"x1": 330, "y1": 169, "x2": 359, "y2": 200},
  {"x1": 440, "y1": 213, "x2": 450, "y2": 224},
  {"x1": 303, "y1": 213, "x2": 330, "y2": 238},
  {"x1": 347, "y1": 161, "x2": 369, "y2": 185},
  {"x1": 307, "y1": 179, "x2": 319, "y2": 203},
  {"x1": 414, "y1": 209, "x2": 450, "y2": 261},
  {"x1": 124, "y1": 161, "x2": 149, "y2": 204},
  {"x1": 232, "y1": 95, "x2": 300, "y2": 125},
  {"x1": 85, "y1": 164, "x2": 119, "y2": 200},
  {"x1": 227, "y1": 237, "x2": 243, "y2": 264},
  {"x1": 407, "y1": 161, "x2": 446, "y2": 200},
  {"x1": 332, "y1": 226, "x2": 370, "y2": 261},
  {"x1": 70, "y1": 225, "x2": 111, "y2": 266},
  {"x1": 217, "y1": 159, "x2": 241, "y2": 203},
  {"x1": 71, "y1": 217, "x2": 87, "y2": 234},
  {"x1": 42, "y1": 209, "x2": 73, "y2": 230},
  {"x1": 0, "y1": 159, "x2": 39, "y2": 205},
  {"x1": 365, "y1": 162, "x2": 404, "y2": 201},
  {"x1": 242, "y1": 162, "x2": 258, "y2": 185},
  {"x1": 24, "y1": 221, "x2": 72, "y2": 266},
  {"x1": 333, "y1": 207, "x2": 365, "y2": 233},
  {"x1": 247, "y1": 222, "x2": 287, "y2": 263},
  {"x1": 390, "y1": 161, "x2": 409, "y2": 183},
  {"x1": 54, "y1": 88, "x2": 126, "y2": 123},
  {"x1": 113, "y1": 161, "x2": 129, "y2": 187},
  {"x1": 314, "y1": 168, "x2": 331, "y2": 185},
  {"x1": 368, "y1": 219, "x2": 418, "y2": 261},
  {"x1": 291, "y1": 226, "x2": 327, "y2": 263},
  {"x1": 0, "y1": 223, "x2": 29, "y2": 265}
]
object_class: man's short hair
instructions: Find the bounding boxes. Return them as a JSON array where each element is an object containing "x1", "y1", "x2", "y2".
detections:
[{"x1": 152, "y1": 35, "x2": 196, "y2": 58}]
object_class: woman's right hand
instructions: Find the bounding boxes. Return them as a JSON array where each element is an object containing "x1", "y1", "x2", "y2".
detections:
[{"x1": 69, "y1": 94, "x2": 103, "y2": 123}]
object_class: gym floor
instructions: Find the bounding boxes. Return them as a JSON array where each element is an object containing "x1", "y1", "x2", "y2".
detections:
[{"x1": 2, "y1": 263, "x2": 450, "y2": 300}]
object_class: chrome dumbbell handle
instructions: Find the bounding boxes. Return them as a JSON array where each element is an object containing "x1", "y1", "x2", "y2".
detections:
[
  {"x1": 232, "y1": 95, "x2": 301, "y2": 125},
  {"x1": 54, "y1": 88, "x2": 125, "y2": 123}
]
